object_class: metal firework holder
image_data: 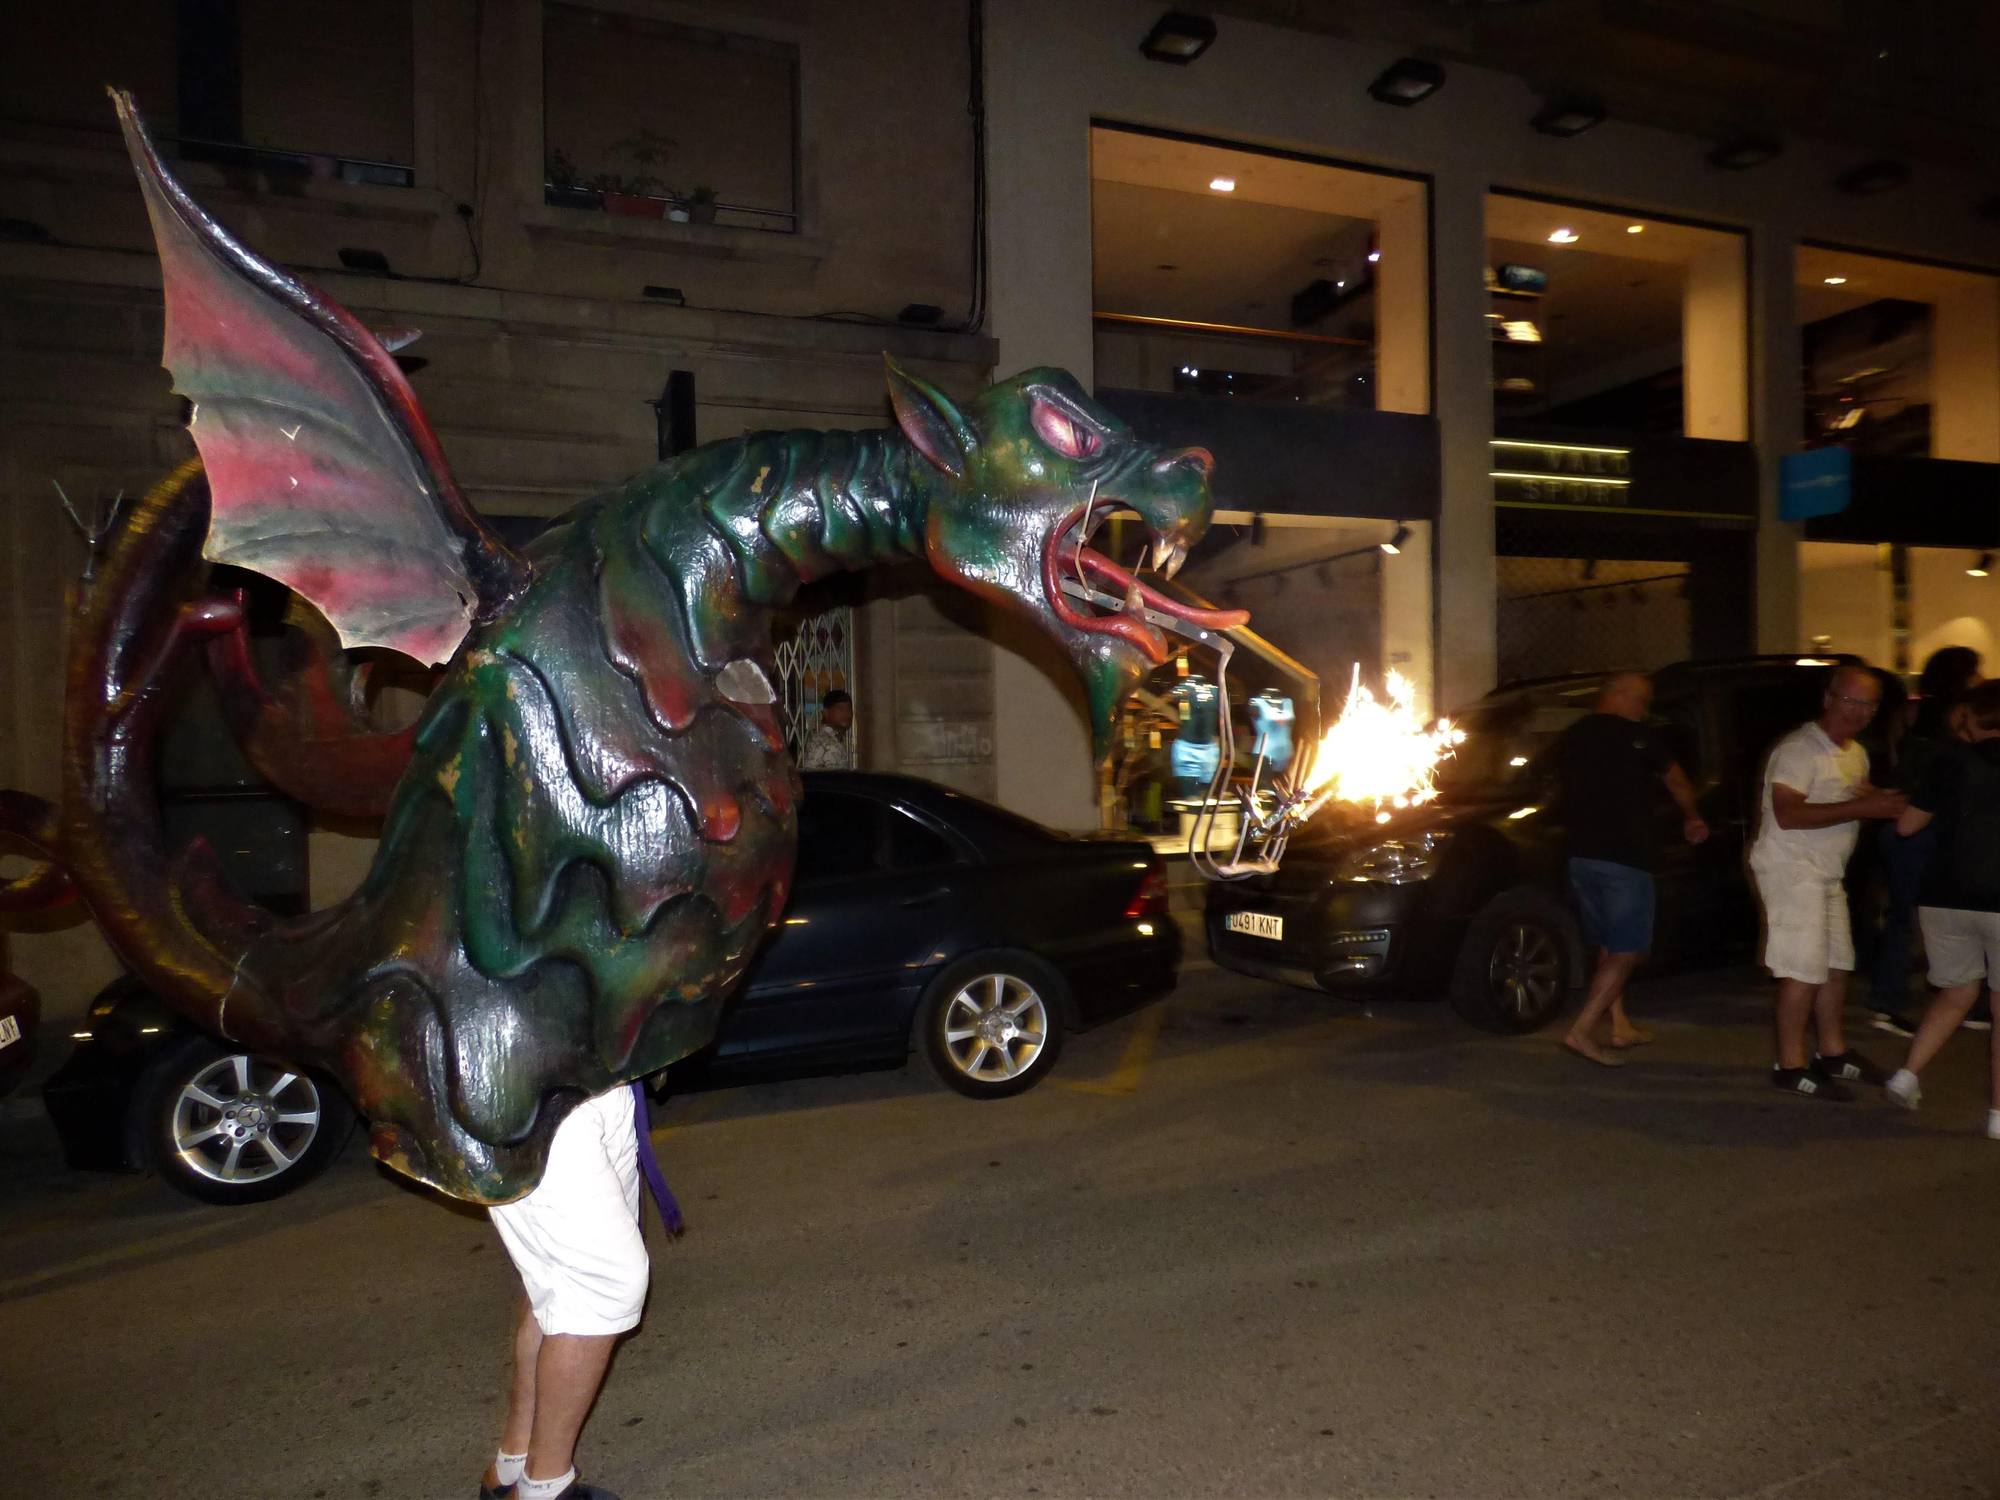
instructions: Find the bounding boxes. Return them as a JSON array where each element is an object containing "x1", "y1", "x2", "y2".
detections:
[{"x1": 1055, "y1": 575, "x2": 1325, "y2": 883}]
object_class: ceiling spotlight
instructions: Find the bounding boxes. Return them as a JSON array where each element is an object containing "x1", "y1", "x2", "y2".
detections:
[
  {"x1": 1367, "y1": 249, "x2": 1381, "y2": 262},
  {"x1": 1970, "y1": 551, "x2": 1993, "y2": 578},
  {"x1": 1838, "y1": 159, "x2": 1911, "y2": 195},
  {"x1": 1380, "y1": 523, "x2": 1411, "y2": 555},
  {"x1": 1626, "y1": 224, "x2": 1645, "y2": 234},
  {"x1": 1547, "y1": 227, "x2": 1579, "y2": 244},
  {"x1": 1708, "y1": 136, "x2": 1781, "y2": 171},
  {"x1": 1823, "y1": 276, "x2": 1848, "y2": 286},
  {"x1": 1530, "y1": 99, "x2": 1606, "y2": 137},
  {"x1": 1139, "y1": 11, "x2": 1216, "y2": 64},
  {"x1": 1209, "y1": 176, "x2": 1235, "y2": 192},
  {"x1": 1367, "y1": 57, "x2": 1445, "y2": 107}
]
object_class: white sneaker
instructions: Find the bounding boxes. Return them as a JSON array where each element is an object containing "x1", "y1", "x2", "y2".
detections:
[
  {"x1": 1987, "y1": 1110, "x2": 2000, "y2": 1141},
  {"x1": 1885, "y1": 1069, "x2": 1921, "y2": 1111}
]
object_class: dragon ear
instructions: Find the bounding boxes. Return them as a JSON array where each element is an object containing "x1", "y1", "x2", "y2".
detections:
[{"x1": 885, "y1": 356, "x2": 975, "y2": 480}]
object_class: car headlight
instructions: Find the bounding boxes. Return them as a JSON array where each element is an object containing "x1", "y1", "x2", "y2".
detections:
[{"x1": 1334, "y1": 830, "x2": 1446, "y2": 885}]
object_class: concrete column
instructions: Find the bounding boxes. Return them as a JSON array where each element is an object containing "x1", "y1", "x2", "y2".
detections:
[
  {"x1": 1749, "y1": 227, "x2": 1803, "y2": 652},
  {"x1": 1684, "y1": 242, "x2": 1750, "y2": 443},
  {"x1": 1373, "y1": 186, "x2": 1430, "y2": 420},
  {"x1": 980, "y1": 1, "x2": 1099, "y2": 827},
  {"x1": 1380, "y1": 521, "x2": 1434, "y2": 722},
  {"x1": 1932, "y1": 278, "x2": 2000, "y2": 463},
  {"x1": 1435, "y1": 171, "x2": 1496, "y2": 712}
]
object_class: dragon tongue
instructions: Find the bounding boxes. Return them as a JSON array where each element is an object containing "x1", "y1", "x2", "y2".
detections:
[{"x1": 1078, "y1": 547, "x2": 1249, "y2": 631}]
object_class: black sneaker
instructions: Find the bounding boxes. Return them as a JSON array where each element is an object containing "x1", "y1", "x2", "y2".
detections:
[
  {"x1": 1773, "y1": 1065, "x2": 1854, "y2": 1101},
  {"x1": 1871, "y1": 1011, "x2": 1918, "y2": 1038},
  {"x1": 1813, "y1": 1050, "x2": 1889, "y2": 1086}
]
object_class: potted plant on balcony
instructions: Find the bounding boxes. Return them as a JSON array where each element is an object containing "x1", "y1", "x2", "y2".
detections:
[
  {"x1": 680, "y1": 185, "x2": 718, "y2": 225},
  {"x1": 597, "y1": 128, "x2": 674, "y2": 219},
  {"x1": 543, "y1": 149, "x2": 601, "y2": 212}
]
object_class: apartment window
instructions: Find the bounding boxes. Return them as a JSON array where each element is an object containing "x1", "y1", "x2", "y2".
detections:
[{"x1": 542, "y1": 4, "x2": 797, "y2": 231}]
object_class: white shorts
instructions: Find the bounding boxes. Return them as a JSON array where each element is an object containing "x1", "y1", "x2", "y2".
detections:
[
  {"x1": 1755, "y1": 866, "x2": 1853, "y2": 986},
  {"x1": 1919, "y1": 907, "x2": 2000, "y2": 990},
  {"x1": 489, "y1": 1087, "x2": 649, "y2": 1337}
]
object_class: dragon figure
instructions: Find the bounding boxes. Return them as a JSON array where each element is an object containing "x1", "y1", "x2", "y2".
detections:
[{"x1": 1, "y1": 94, "x2": 1246, "y2": 1204}]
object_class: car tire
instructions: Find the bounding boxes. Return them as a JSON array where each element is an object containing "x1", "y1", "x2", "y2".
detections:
[
  {"x1": 916, "y1": 952, "x2": 1068, "y2": 1099},
  {"x1": 133, "y1": 1034, "x2": 356, "y2": 1205},
  {"x1": 1448, "y1": 888, "x2": 1579, "y2": 1034}
]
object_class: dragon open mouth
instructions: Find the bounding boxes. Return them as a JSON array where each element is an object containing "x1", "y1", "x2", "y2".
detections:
[{"x1": 1043, "y1": 502, "x2": 1250, "y2": 664}]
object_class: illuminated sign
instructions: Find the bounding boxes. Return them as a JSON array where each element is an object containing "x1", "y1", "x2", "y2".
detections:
[{"x1": 1490, "y1": 439, "x2": 1632, "y2": 509}]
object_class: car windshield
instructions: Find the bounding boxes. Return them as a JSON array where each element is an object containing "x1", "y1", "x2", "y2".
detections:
[{"x1": 1433, "y1": 682, "x2": 1600, "y2": 797}]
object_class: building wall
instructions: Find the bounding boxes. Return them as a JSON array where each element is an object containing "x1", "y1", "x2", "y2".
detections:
[{"x1": 0, "y1": 0, "x2": 998, "y2": 1029}]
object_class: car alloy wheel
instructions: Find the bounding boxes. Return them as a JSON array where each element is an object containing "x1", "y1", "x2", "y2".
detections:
[
  {"x1": 917, "y1": 952, "x2": 1069, "y2": 1099},
  {"x1": 171, "y1": 1052, "x2": 325, "y2": 1186},
  {"x1": 1488, "y1": 921, "x2": 1562, "y2": 1022},
  {"x1": 941, "y1": 973, "x2": 1050, "y2": 1085}
]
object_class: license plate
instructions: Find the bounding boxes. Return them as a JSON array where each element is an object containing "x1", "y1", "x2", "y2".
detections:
[
  {"x1": 1225, "y1": 911, "x2": 1283, "y2": 941},
  {"x1": 0, "y1": 1015, "x2": 18, "y2": 1049}
]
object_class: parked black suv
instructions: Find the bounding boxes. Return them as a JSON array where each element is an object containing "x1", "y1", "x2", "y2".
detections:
[{"x1": 1206, "y1": 656, "x2": 1901, "y2": 1032}]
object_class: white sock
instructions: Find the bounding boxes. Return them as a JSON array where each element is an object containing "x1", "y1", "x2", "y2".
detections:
[
  {"x1": 517, "y1": 1468, "x2": 577, "y2": 1500},
  {"x1": 494, "y1": 1451, "x2": 528, "y2": 1487},
  {"x1": 1889, "y1": 1068, "x2": 1918, "y2": 1090},
  {"x1": 1987, "y1": 1109, "x2": 2000, "y2": 1140}
]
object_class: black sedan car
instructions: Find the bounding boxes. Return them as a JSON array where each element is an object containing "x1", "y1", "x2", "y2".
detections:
[
  {"x1": 1206, "y1": 655, "x2": 1898, "y2": 1033},
  {"x1": 45, "y1": 772, "x2": 1178, "y2": 1203}
]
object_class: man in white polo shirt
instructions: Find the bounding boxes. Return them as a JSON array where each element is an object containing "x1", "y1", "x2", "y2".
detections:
[{"x1": 1750, "y1": 665, "x2": 1907, "y2": 1100}]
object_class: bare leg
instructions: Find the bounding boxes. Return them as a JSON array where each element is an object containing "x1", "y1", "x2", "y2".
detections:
[
  {"x1": 484, "y1": 1295, "x2": 542, "y2": 1491},
  {"x1": 1905, "y1": 982, "x2": 1980, "y2": 1077},
  {"x1": 1989, "y1": 991, "x2": 2000, "y2": 1111},
  {"x1": 1812, "y1": 969, "x2": 1851, "y2": 1059},
  {"x1": 1564, "y1": 950, "x2": 1643, "y2": 1065},
  {"x1": 1774, "y1": 977, "x2": 1817, "y2": 1070},
  {"x1": 526, "y1": 1332, "x2": 619, "y2": 1481},
  {"x1": 1607, "y1": 993, "x2": 1653, "y2": 1047}
]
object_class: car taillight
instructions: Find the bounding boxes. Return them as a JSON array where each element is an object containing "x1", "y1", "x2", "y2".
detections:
[{"x1": 1125, "y1": 860, "x2": 1171, "y2": 919}]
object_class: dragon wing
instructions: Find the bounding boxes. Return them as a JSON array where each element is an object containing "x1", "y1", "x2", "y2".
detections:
[{"x1": 112, "y1": 90, "x2": 528, "y2": 665}]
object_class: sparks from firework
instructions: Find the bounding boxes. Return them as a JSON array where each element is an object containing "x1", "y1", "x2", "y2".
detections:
[{"x1": 1295, "y1": 666, "x2": 1463, "y2": 823}]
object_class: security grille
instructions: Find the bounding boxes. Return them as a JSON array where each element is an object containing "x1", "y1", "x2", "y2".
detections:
[
  {"x1": 773, "y1": 605, "x2": 855, "y2": 758},
  {"x1": 1496, "y1": 557, "x2": 1690, "y2": 684}
]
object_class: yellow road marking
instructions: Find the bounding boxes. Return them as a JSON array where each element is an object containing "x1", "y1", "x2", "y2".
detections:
[{"x1": 1054, "y1": 1002, "x2": 1166, "y2": 1098}]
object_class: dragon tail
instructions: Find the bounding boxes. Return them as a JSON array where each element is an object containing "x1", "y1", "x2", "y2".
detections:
[{"x1": 57, "y1": 458, "x2": 287, "y2": 1051}]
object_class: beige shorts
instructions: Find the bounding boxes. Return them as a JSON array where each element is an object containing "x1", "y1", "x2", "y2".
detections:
[
  {"x1": 489, "y1": 1087, "x2": 649, "y2": 1337},
  {"x1": 1754, "y1": 866, "x2": 1853, "y2": 986},
  {"x1": 1919, "y1": 907, "x2": 2000, "y2": 991}
]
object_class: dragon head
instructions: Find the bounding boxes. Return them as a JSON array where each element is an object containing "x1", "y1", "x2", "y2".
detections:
[{"x1": 888, "y1": 359, "x2": 1247, "y2": 754}]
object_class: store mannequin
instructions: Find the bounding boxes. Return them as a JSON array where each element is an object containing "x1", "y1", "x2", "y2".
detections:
[
  {"x1": 1250, "y1": 688, "x2": 1295, "y2": 774},
  {"x1": 1170, "y1": 672, "x2": 1223, "y2": 800}
]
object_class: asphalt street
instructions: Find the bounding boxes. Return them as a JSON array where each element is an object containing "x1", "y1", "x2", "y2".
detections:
[{"x1": 4, "y1": 960, "x2": 1999, "y2": 1500}]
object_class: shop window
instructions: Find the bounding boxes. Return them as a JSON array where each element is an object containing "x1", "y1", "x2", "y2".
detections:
[
  {"x1": 1485, "y1": 195, "x2": 1745, "y2": 442},
  {"x1": 1495, "y1": 557, "x2": 1690, "y2": 684},
  {"x1": 542, "y1": 5, "x2": 797, "y2": 231},
  {"x1": 1797, "y1": 247, "x2": 2000, "y2": 465}
]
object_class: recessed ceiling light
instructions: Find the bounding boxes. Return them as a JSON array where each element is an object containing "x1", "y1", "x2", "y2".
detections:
[
  {"x1": 1367, "y1": 250, "x2": 1380, "y2": 262},
  {"x1": 1824, "y1": 276, "x2": 1848, "y2": 285},
  {"x1": 1838, "y1": 159, "x2": 1910, "y2": 195},
  {"x1": 1626, "y1": 224, "x2": 1645, "y2": 234},
  {"x1": 1139, "y1": 11, "x2": 1217, "y2": 64},
  {"x1": 1708, "y1": 136, "x2": 1782, "y2": 171},
  {"x1": 1548, "y1": 227, "x2": 1579, "y2": 244},
  {"x1": 1367, "y1": 57, "x2": 1446, "y2": 107},
  {"x1": 1530, "y1": 99, "x2": 1607, "y2": 137},
  {"x1": 1209, "y1": 176, "x2": 1235, "y2": 192}
]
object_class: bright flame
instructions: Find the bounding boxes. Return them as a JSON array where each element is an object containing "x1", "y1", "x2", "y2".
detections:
[{"x1": 1298, "y1": 667, "x2": 1460, "y2": 812}]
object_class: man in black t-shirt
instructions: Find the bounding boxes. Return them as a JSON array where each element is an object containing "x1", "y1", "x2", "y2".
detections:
[
  {"x1": 1883, "y1": 679, "x2": 2000, "y2": 1136},
  {"x1": 1555, "y1": 672, "x2": 1708, "y2": 1066}
]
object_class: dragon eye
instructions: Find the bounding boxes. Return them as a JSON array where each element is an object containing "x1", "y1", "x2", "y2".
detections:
[{"x1": 1031, "y1": 398, "x2": 1102, "y2": 460}]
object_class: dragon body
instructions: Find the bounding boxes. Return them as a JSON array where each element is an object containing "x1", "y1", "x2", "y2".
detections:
[{"x1": 21, "y1": 95, "x2": 1247, "y2": 1204}]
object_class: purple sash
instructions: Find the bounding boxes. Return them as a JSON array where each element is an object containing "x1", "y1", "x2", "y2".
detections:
[{"x1": 630, "y1": 1080, "x2": 684, "y2": 1236}]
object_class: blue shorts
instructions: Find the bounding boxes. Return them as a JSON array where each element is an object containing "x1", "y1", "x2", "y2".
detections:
[{"x1": 1568, "y1": 858, "x2": 1655, "y2": 955}]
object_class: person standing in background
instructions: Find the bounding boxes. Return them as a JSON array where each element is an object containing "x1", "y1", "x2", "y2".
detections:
[
  {"x1": 1882, "y1": 680, "x2": 2000, "y2": 1136},
  {"x1": 1751, "y1": 666, "x2": 1906, "y2": 1100},
  {"x1": 1872, "y1": 647, "x2": 1983, "y2": 1038},
  {"x1": 798, "y1": 689, "x2": 855, "y2": 771},
  {"x1": 1556, "y1": 672, "x2": 1709, "y2": 1067}
]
